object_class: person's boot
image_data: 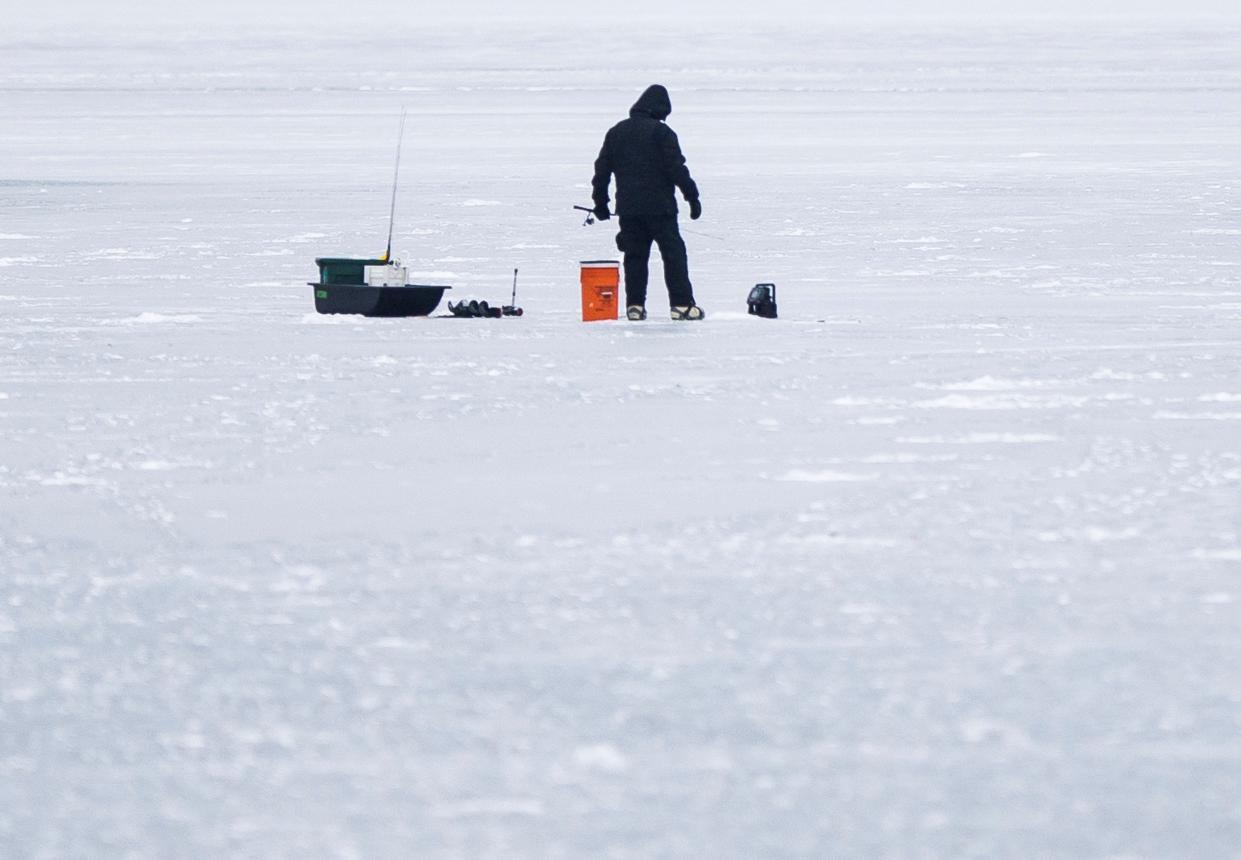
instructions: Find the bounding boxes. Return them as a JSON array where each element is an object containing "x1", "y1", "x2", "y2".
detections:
[
  {"x1": 670, "y1": 305, "x2": 705, "y2": 321},
  {"x1": 626, "y1": 305, "x2": 647, "y2": 321}
]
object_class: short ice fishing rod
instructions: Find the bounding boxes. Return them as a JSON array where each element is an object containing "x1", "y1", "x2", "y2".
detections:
[
  {"x1": 572, "y1": 204, "x2": 725, "y2": 242},
  {"x1": 573, "y1": 204, "x2": 601, "y2": 226}
]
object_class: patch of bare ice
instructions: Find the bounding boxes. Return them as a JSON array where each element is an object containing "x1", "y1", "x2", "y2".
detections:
[
  {"x1": 898, "y1": 433, "x2": 1061, "y2": 444},
  {"x1": 124, "y1": 313, "x2": 203, "y2": 324},
  {"x1": 1191, "y1": 549, "x2": 1241, "y2": 562},
  {"x1": 914, "y1": 393, "x2": 1088, "y2": 410},
  {"x1": 776, "y1": 469, "x2": 879, "y2": 483}
]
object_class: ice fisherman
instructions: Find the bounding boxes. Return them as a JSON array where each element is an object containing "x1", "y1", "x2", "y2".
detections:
[{"x1": 591, "y1": 84, "x2": 705, "y2": 321}]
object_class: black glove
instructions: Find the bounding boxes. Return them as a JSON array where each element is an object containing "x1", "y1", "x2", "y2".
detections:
[
  {"x1": 593, "y1": 203, "x2": 611, "y2": 221},
  {"x1": 688, "y1": 198, "x2": 702, "y2": 221}
]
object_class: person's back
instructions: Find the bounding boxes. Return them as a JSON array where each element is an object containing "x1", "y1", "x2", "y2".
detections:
[{"x1": 591, "y1": 85, "x2": 705, "y2": 320}]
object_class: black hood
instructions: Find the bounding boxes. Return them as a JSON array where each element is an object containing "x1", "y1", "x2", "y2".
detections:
[{"x1": 630, "y1": 84, "x2": 672, "y2": 121}]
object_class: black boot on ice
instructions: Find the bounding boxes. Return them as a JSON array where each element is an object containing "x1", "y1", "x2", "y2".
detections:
[
  {"x1": 670, "y1": 305, "x2": 705, "y2": 321},
  {"x1": 627, "y1": 305, "x2": 647, "y2": 321}
]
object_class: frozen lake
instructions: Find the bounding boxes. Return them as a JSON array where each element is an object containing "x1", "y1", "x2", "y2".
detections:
[{"x1": 2, "y1": 21, "x2": 1240, "y2": 857}]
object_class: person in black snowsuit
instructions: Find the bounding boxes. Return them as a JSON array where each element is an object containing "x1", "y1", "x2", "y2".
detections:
[{"x1": 591, "y1": 84, "x2": 704, "y2": 320}]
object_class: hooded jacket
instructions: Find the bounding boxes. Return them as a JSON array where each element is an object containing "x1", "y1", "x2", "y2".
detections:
[{"x1": 591, "y1": 85, "x2": 700, "y2": 220}]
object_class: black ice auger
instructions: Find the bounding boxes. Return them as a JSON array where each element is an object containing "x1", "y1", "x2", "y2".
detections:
[
  {"x1": 446, "y1": 269, "x2": 523, "y2": 318},
  {"x1": 448, "y1": 299, "x2": 502, "y2": 318}
]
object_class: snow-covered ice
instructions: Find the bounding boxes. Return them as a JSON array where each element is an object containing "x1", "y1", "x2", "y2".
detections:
[{"x1": 2, "y1": 18, "x2": 1240, "y2": 858}]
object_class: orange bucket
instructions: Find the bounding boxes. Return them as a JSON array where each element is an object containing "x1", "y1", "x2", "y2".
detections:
[{"x1": 580, "y1": 260, "x2": 619, "y2": 322}]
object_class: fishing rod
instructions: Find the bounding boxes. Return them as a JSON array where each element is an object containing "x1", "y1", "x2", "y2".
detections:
[
  {"x1": 383, "y1": 107, "x2": 408, "y2": 263},
  {"x1": 572, "y1": 203, "x2": 725, "y2": 242}
]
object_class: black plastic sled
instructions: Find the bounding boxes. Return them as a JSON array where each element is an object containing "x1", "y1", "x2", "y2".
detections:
[{"x1": 310, "y1": 258, "x2": 450, "y2": 318}]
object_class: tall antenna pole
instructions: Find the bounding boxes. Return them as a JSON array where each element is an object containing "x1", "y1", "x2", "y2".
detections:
[{"x1": 383, "y1": 107, "x2": 407, "y2": 263}]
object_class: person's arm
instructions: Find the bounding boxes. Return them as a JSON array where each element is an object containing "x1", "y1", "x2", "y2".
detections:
[
  {"x1": 659, "y1": 126, "x2": 699, "y2": 207},
  {"x1": 591, "y1": 132, "x2": 614, "y2": 218}
]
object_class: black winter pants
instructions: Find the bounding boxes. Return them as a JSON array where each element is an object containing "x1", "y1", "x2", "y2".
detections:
[{"x1": 616, "y1": 214, "x2": 695, "y2": 308}]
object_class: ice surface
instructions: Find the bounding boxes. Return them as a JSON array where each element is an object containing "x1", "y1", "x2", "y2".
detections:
[{"x1": 2, "y1": 20, "x2": 1240, "y2": 858}]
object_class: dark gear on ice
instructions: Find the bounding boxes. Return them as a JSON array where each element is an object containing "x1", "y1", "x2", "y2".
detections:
[{"x1": 591, "y1": 85, "x2": 704, "y2": 319}]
